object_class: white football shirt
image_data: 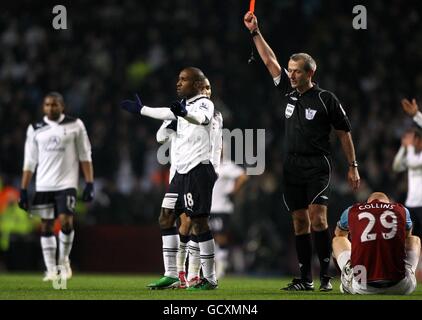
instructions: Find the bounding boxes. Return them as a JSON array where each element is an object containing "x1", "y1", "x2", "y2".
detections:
[
  {"x1": 211, "y1": 160, "x2": 245, "y2": 213},
  {"x1": 392, "y1": 145, "x2": 422, "y2": 207},
  {"x1": 210, "y1": 110, "x2": 223, "y2": 176},
  {"x1": 173, "y1": 94, "x2": 214, "y2": 174},
  {"x1": 23, "y1": 114, "x2": 92, "y2": 191},
  {"x1": 157, "y1": 109, "x2": 223, "y2": 182}
]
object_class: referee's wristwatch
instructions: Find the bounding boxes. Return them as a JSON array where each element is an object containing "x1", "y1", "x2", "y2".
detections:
[{"x1": 349, "y1": 160, "x2": 358, "y2": 168}]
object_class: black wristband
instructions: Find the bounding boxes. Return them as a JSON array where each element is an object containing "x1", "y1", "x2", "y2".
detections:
[
  {"x1": 349, "y1": 160, "x2": 358, "y2": 168},
  {"x1": 250, "y1": 28, "x2": 260, "y2": 37}
]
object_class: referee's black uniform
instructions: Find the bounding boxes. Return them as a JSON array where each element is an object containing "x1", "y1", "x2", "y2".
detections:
[{"x1": 276, "y1": 69, "x2": 352, "y2": 212}]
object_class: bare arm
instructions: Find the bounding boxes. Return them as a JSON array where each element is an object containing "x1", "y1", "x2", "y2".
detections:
[
  {"x1": 232, "y1": 174, "x2": 249, "y2": 195},
  {"x1": 21, "y1": 170, "x2": 34, "y2": 189},
  {"x1": 243, "y1": 12, "x2": 281, "y2": 79},
  {"x1": 401, "y1": 98, "x2": 422, "y2": 128},
  {"x1": 335, "y1": 130, "x2": 360, "y2": 191},
  {"x1": 335, "y1": 226, "x2": 349, "y2": 237},
  {"x1": 80, "y1": 161, "x2": 94, "y2": 183}
]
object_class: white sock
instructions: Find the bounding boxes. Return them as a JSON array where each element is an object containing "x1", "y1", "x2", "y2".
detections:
[
  {"x1": 188, "y1": 239, "x2": 201, "y2": 281},
  {"x1": 177, "y1": 235, "x2": 190, "y2": 273},
  {"x1": 216, "y1": 247, "x2": 229, "y2": 278},
  {"x1": 406, "y1": 250, "x2": 420, "y2": 273},
  {"x1": 58, "y1": 230, "x2": 74, "y2": 265},
  {"x1": 337, "y1": 250, "x2": 351, "y2": 271},
  {"x1": 41, "y1": 236, "x2": 57, "y2": 273},
  {"x1": 199, "y1": 235, "x2": 217, "y2": 284},
  {"x1": 162, "y1": 232, "x2": 179, "y2": 278}
]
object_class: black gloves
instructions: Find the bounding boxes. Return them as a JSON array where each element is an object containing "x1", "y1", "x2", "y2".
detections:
[
  {"x1": 18, "y1": 189, "x2": 29, "y2": 211},
  {"x1": 170, "y1": 99, "x2": 187, "y2": 117},
  {"x1": 82, "y1": 182, "x2": 94, "y2": 202}
]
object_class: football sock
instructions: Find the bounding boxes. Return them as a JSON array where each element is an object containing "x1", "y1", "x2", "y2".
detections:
[
  {"x1": 198, "y1": 231, "x2": 217, "y2": 284},
  {"x1": 215, "y1": 245, "x2": 229, "y2": 278},
  {"x1": 187, "y1": 235, "x2": 201, "y2": 280},
  {"x1": 314, "y1": 228, "x2": 331, "y2": 278},
  {"x1": 337, "y1": 250, "x2": 351, "y2": 270},
  {"x1": 161, "y1": 227, "x2": 179, "y2": 278},
  {"x1": 177, "y1": 234, "x2": 190, "y2": 273},
  {"x1": 41, "y1": 235, "x2": 57, "y2": 273},
  {"x1": 295, "y1": 233, "x2": 312, "y2": 282},
  {"x1": 58, "y1": 229, "x2": 74, "y2": 265},
  {"x1": 406, "y1": 249, "x2": 420, "y2": 273}
]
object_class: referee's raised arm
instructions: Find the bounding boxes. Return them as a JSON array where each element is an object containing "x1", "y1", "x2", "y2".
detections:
[{"x1": 244, "y1": 11, "x2": 281, "y2": 79}]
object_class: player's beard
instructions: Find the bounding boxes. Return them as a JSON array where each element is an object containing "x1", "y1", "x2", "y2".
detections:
[{"x1": 47, "y1": 111, "x2": 62, "y2": 121}]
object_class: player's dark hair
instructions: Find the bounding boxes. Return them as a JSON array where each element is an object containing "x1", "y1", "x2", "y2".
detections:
[
  {"x1": 45, "y1": 91, "x2": 65, "y2": 107},
  {"x1": 184, "y1": 67, "x2": 206, "y2": 83}
]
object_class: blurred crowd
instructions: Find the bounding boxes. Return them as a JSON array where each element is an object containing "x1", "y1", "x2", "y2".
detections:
[{"x1": 1, "y1": 0, "x2": 421, "y2": 273}]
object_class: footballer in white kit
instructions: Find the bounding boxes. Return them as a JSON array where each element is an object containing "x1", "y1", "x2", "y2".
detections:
[
  {"x1": 393, "y1": 128, "x2": 422, "y2": 279},
  {"x1": 121, "y1": 67, "x2": 220, "y2": 290},
  {"x1": 156, "y1": 107, "x2": 222, "y2": 288},
  {"x1": 210, "y1": 159, "x2": 247, "y2": 278},
  {"x1": 19, "y1": 92, "x2": 94, "y2": 281}
]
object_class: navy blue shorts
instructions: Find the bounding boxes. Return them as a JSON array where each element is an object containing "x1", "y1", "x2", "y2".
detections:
[
  {"x1": 31, "y1": 188, "x2": 77, "y2": 219},
  {"x1": 162, "y1": 163, "x2": 217, "y2": 217}
]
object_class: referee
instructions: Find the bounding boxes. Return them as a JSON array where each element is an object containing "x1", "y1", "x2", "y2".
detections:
[{"x1": 244, "y1": 12, "x2": 360, "y2": 291}]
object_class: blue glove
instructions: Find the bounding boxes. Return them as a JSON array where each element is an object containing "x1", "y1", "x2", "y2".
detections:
[
  {"x1": 82, "y1": 182, "x2": 94, "y2": 202},
  {"x1": 120, "y1": 94, "x2": 143, "y2": 114},
  {"x1": 19, "y1": 189, "x2": 29, "y2": 211},
  {"x1": 170, "y1": 99, "x2": 187, "y2": 117}
]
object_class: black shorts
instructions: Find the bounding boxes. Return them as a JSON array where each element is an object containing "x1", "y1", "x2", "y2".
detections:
[
  {"x1": 162, "y1": 171, "x2": 186, "y2": 216},
  {"x1": 209, "y1": 213, "x2": 231, "y2": 234},
  {"x1": 282, "y1": 154, "x2": 331, "y2": 212},
  {"x1": 162, "y1": 163, "x2": 217, "y2": 218},
  {"x1": 30, "y1": 188, "x2": 77, "y2": 219},
  {"x1": 408, "y1": 207, "x2": 422, "y2": 238}
]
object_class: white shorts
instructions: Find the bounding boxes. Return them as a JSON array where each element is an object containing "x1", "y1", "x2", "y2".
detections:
[{"x1": 337, "y1": 251, "x2": 417, "y2": 295}]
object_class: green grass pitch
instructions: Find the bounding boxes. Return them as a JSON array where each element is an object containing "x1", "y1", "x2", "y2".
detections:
[{"x1": 0, "y1": 273, "x2": 421, "y2": 300}]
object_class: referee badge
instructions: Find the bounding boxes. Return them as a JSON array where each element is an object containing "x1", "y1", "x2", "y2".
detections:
[
  {"x1": 285, "y1": 103, "x2": 295, "y2": 119},
  {"x1": 305, "y1": 108, "x2": 317, "y2": 120}
]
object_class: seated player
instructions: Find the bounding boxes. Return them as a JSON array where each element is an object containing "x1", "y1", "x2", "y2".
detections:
[{"x1": 333, "y1": 192, "x2": 420, "y2": 294}]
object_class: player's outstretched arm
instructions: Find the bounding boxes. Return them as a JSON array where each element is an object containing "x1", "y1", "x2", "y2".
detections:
[
  {"x1": 121, "y1": 94, "x2": 143, "y2": 114},
  {"x1": 120, "y1": 93, "x2": 176, "y2": 121},
  {"x1": 243, "y1": 11, "x2": 281, "y2": 78}
]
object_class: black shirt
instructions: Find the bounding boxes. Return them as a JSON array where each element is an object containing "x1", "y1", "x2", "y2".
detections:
[{"x1": 276, "y1": 70, "x2": 351, "y2": 156}]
